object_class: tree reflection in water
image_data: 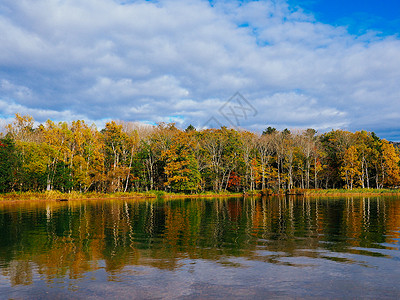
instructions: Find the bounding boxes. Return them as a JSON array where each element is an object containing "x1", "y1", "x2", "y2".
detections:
[{"x1": 0, "y1": 196, "x2": 399, "y2": 289}]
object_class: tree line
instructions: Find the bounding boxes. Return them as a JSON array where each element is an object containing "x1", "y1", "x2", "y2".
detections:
[{"x1": 0, "y1": 114, "x2": 399, "y2": 193}]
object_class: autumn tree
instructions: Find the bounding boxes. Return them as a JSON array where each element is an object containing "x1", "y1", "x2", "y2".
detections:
[
  {"x1": 297, "y1": 129, "x2": 319, "y2": 189},
  {"x1": 41, "y1": 120, "x2": 75, "y2": 191},
  {"x1": 119, "y1": 121, "x2": 140, "y2": 192},
  {"x1": 162, "y1": 131, "x2": 201, "y2": 192},
  {"x1": 197, "y1": 129, "x2": 226, "y2": 191},
  {"x1": 102, "y1": 121, "x2": 130, "y2": 192},
  {"x1": 321, "y1": 130, "x2": 356, "y2": 188},
  {"x1": 239, "y1": 131, "x2": 257, "y2": 191},
  {"x1": 256, "y1": 133, "x2": 274, "y2": 190},
  {"x1": 282, "y1": 132, "x2": 295, "y2": 190},
  {"x1": 1, "y1": 114, "x2": 400, "y2": 194},
  {"x1": 380, "y1": 140, "x2": 400, "y2": 187},
  {"x1": 69, "y1": 120, "x2": 104, "y2": 192},
  {"x1": 5, "y1": 114, "x2": 35, "y2": 143},
  {"x1": 341, "y1": 145, "x2": 361, "y2": 189}
]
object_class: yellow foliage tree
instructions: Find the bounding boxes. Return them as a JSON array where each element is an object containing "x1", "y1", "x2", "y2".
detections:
[
  {"x1": 341, "y1": 145, "x2": 361, "y2": 189},
  {"x1": 162, "y1": 131, "x2": 201, "y2": 192},
  {"x1": 381, "y1": 140, "x2": 400, "y2": 187}
]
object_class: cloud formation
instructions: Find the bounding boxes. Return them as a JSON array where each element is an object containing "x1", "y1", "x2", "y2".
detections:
[{"x1": 0, "y1": 0, "x2": 400, "y2": 139}]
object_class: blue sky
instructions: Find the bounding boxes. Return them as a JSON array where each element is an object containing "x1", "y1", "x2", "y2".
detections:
[
  {"x1": 288, "y1": 0, "x2": 400, "y2": 35},
  {"x1": 1, "y1": 0, "x2": 400, "y2": 140}
]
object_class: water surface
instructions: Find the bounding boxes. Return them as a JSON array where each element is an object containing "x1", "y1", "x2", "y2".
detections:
[{"x1": 1, "y1": 196, "x2": 400, "y2": 299}]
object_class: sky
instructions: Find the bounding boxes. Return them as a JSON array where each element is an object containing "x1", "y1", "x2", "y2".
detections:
[
  {"x1": 1, "y1": 0, "x2": 400, "y2": 140},
  {"x1": 288, "y1": 0, "x2": 400, "y2": 35}
]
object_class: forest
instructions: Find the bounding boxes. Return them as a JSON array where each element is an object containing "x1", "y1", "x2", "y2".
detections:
[{"x1": 0, "y1": 114, "x2": 399, "y2": 194}]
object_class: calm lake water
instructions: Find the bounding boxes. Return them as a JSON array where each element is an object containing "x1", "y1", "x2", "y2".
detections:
[{"x1": 1, "y1": 196, "x2": 400, "y2": 299}]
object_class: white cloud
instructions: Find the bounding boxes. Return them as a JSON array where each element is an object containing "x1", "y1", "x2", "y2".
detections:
[
  {"x1": 0, "y1": 0, "x2": 399, "y2": 139},
  {"x1": 0, "y1": 80, "x2": 33, "y2": 102},
  {"x1": 86, "y1": 75, "x2": 189, "y2": 101}
]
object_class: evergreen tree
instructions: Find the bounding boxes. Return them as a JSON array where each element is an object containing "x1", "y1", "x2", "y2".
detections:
[{"x1": 0, "y1": 137, "x2": 19, "y2": 192}]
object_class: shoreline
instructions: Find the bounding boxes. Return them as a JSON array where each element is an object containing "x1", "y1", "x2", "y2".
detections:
[
  {"x1": 0, "y1": 191, "x2": 244, "y2": 203},
  {"x1": 304, "y1": 192, "x2": 400, "y2": 197},
  {"x1": 302, "y1": 188, "x2": 400, "y2": 197},
  {"x1": 0, "y1": 189, "x2": 399, "y2": 203}
]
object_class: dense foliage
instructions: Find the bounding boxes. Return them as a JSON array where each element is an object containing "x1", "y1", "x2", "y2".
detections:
[{"x1": 0, "y1": 114, "x2": 399, "y2": 193}]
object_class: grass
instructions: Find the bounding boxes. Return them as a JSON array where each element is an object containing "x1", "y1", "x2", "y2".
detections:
[
  {"x1": 0, "y1": 188, "x2": 399, "y2": 202},
  {"x1": 0, "y1": 190, "x2": 158, "y2": 201},
  {"x1": 0, "y1": 190, "x2": 243, "y2": 202},
  {"x1": 304, "y1": 188, "x2": 400, "y2": 196},
  {"x1": 162, "y1": 191, "x2": 242, "y2": 198}
]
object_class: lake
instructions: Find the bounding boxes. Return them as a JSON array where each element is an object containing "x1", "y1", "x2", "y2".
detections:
[{"x1": 1, "y1": 196, "x2": 400, "y2": 299}]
